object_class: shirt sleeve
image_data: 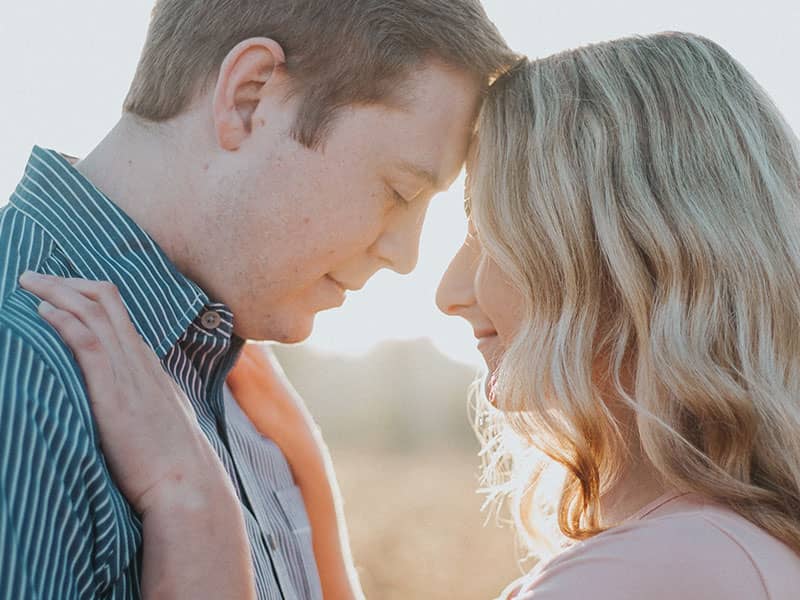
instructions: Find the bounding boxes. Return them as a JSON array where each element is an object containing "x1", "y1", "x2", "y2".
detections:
[{"x1": 0, "y1": 330, "x2": 98, "y2": 599}]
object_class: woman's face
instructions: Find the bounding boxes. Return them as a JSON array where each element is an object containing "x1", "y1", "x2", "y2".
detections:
[{"x1": 436, "y1": 220, "x2": 524, "y2": 375}]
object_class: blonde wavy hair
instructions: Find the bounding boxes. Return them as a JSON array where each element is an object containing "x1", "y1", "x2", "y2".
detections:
[{"x1": 469, "y1": 32, "x2": 800, "y2": 558}]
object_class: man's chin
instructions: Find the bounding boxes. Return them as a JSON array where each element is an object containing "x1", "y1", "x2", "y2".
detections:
[
  {"x1": 274, "y1": 326, "x2": 314, "y2": 345},
  {"x1": 234, "y1": 312, "x2": 316, "y2": 344}
]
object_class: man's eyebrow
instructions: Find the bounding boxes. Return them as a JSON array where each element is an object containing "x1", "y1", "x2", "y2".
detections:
[{"x1": 397, "y1": 160, "x2": 444, "y2": 190}]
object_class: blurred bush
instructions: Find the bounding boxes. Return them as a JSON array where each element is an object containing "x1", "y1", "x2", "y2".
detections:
[
  {"x1": 273, "y1": 338, "x2": 482, "y2": 452},
  {"x1": 272, "y1": 340, "x2": 528, "y2": 599}
]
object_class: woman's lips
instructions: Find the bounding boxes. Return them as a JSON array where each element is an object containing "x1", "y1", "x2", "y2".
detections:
[
  {"x1": 473, "y1": 327, "x2": 497, "y2": 339},
  {"x1": 477, "y1": 333, "x2": 499, "y2": 353}
]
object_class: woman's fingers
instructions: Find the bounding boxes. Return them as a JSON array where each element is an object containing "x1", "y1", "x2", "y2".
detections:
[
  {"x1": 20, "y1": 272, "x2": 144, "y2": 347},
  {"x1": 19, "y1": 271, "x2": 124, "y2": 356},
  {"x1": 19, "y1": 272, "x2": 152, "y2": 406},
  {"x1": 36, "y1": 300, "x2": 111, "y2": 373},
  {"x1": 34, "y1": 300, "x2": 123, "y2": 420},
  {"x1": 50, "y1": 276, "x2": 142, "y2": 338},
  {"x1": 19, "y1": 273, "x2": 141, "y2": 414},
  {"x1": 53, "y1": 276, "x2": 169, "y2": 374},
  {"x1": 18, "y1": 272, "x2": 161, "y2": 378}
]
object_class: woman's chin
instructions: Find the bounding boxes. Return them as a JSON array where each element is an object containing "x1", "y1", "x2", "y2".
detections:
[{"x1": 478, "y1": 332, "x2": 507, "y2": 369}]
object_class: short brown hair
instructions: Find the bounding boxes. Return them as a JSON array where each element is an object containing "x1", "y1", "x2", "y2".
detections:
[{"x1": 124, "y1": 0, "x2": 516, "y2": 148}]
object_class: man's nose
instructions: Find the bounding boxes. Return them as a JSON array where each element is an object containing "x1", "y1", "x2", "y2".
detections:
[
  {"x1": 374, "y1": 209, "x2": 426, "y2": 276},
  {"x1": 436, "y1": 243, "x2": 477, "y2": 316}
]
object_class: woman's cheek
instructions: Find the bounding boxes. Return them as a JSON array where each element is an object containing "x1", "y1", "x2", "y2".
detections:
[{"x1": 476, "y1": 254, "x2": 524, "y2": 345}]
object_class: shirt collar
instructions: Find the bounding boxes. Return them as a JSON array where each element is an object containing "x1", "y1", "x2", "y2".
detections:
[{"x1": 10, "y1": 145, "x2": 212, "y2": 358}]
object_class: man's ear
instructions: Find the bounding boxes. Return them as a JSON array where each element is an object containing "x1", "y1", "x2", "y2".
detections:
[{"x1": 212, "y1": 37, "x2": 286, "y2": 151}]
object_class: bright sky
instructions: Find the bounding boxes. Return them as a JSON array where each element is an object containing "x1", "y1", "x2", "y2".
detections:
[{"x1": 1, "y1": 1, "x2": 798, "y2": 366}]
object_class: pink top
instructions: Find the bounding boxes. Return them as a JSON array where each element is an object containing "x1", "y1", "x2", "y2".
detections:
[{"x1": 511, "y1": 492, "x2": 800, "y2": 599}]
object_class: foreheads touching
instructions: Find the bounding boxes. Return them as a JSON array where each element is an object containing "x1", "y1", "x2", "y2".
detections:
[{"x1": 124, "y1": 0, "x2": 517, "y2": 149}]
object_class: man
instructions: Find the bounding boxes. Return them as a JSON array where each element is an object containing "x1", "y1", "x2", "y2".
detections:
[{"x1": 0, "y1": 1, "x2": 514, "y2": 598}]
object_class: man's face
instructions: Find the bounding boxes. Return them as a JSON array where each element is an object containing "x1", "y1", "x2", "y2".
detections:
[{"x1": 204, "y1": 60, "x2": 482, "y2": 342}]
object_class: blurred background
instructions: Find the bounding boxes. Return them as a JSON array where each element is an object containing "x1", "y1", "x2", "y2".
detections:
[{"x1": 2, "y1": 1, "x2": 799, "y2": 597}]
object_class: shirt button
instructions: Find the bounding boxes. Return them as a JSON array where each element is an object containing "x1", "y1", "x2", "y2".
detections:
[
  {"x1": 200, "y1": 310, "x2": 222, "y2": 330},
  {"x1": 267, "y1": 533, "x2": 279, "y2": 552}
]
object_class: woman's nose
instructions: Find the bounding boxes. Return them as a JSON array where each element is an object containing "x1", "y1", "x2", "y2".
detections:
[{"x1": 436, "y1": 241, "x2": 477, "y2": 316}]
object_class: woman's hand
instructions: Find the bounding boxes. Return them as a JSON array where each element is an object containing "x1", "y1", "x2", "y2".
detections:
[
  {"x1": 19, "y1": 271, "x2": 257, "y2": 600},
  {"x1": 19, "y1": 271, "x2": 228, "y2": 515}
]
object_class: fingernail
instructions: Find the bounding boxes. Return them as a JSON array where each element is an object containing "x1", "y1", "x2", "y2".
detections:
[
  {"x1": 20, "y1": 271, "x2": 39, "y2": 284},
  {"x1": 20, "y1": 271, "x2": 50, "y2": 284},
  {"x1": 38, "y1": 301, "x2": 55, "y2": 314}
]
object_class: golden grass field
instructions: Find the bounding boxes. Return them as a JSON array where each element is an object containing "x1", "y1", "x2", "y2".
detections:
[
  {"x1": 331, "y1": 449, "x2": 530, "y2": 600},
  {"x1": 275, "y1": 341, "x2": 536, "y2": 598}
]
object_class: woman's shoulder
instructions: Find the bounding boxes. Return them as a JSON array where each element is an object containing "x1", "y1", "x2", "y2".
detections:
[{"x1": 512, "y1": 494, "x2": 800, "y2": 600}]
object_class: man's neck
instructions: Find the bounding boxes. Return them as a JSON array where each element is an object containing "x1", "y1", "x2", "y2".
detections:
[{"x1": 74, "y1": 114, "x2": 206, "y2": 285}]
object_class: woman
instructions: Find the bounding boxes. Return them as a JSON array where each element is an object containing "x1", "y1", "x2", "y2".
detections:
[{"x1": 21, "y1": 31, "x2": 800, "y2": 598}]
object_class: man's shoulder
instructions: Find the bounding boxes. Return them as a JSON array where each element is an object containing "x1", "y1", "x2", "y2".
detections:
[
  {"x1": 0, "y1": 199, "x2": 86, "y2": 385},
  {"x1": 0, "y1": 299, "x2": 97, "y2": 442},
  {"x1": 0, "y1": 198, "x2": 100, "y2": 476},
  {"x1": 0, "y1": 200, "x2": 60, "y2": 307},
  {"x1": 0, "y1": 313, "x2": 143, "y2": 599}
]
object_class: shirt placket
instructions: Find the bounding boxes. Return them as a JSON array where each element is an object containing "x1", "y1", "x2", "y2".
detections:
[
  {"x1": 178, "y1": 306, "x2": 293, "y2": 600},
  {"x1": 224, "y1": 394, "x2": 304, "y2": 600}
]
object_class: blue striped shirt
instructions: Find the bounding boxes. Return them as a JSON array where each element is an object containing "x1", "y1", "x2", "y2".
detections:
[{"x1": 0, "y1": 146, "x2": 322, "y2": 599}]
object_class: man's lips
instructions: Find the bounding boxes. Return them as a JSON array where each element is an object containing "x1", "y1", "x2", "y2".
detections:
[
  {"x1": 326, "y1": 275, "x2": 367, "y2": 292},
  {"x1": 326, "y1": 275, "x2": 347, "y2": 292},
  {"x1": 321, "y1": 275, "x2": 348, "y2": 308}
]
